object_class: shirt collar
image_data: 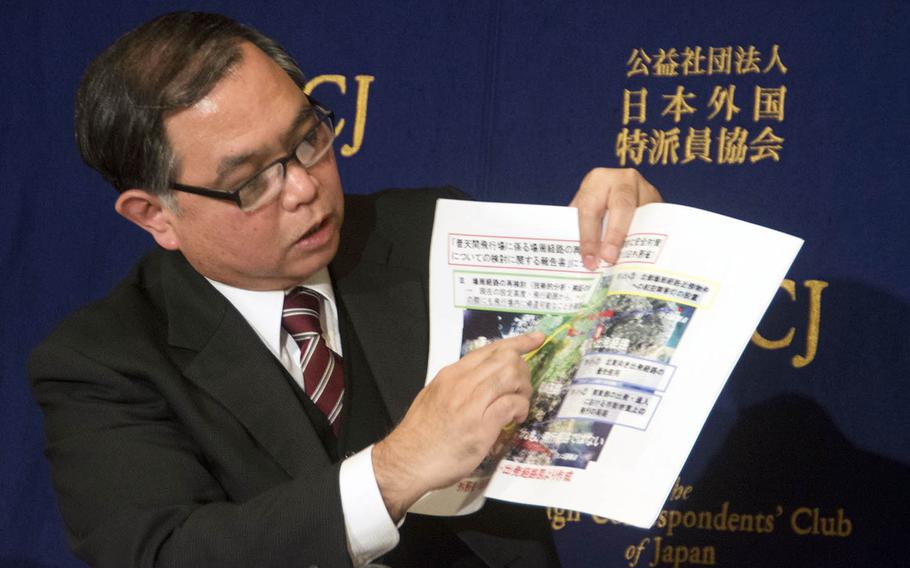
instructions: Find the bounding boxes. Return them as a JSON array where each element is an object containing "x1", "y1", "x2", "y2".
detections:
[{"x1": 206, "y1": 268, "x2": 336, "y2": 359}]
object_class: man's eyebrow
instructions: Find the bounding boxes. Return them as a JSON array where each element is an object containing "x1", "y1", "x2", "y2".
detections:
[
  {"x1": 289, "y1": 98, "x2": 318, "y2": 134},
  {"x1": 214, "y1": 152, "x2": 258, "y2": 187},
  {"x1": 212, "y1": 98, "x2": 316, "y2": 188}
]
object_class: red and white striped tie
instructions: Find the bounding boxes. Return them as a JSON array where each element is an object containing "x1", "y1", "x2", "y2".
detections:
[{"x1": 282, "y1": 287, "x2": 344, "y2": 434}]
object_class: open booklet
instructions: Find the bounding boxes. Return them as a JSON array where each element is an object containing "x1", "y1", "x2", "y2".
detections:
[{"x1": 409, "y1": 200, "x2": 802, "y2": 528}]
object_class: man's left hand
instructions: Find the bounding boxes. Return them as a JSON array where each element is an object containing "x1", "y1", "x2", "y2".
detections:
[{"x1": 569, "y1": 168, "x2": 662, "y2": 269}]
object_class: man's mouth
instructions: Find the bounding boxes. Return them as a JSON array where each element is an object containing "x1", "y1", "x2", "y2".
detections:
[
  {"x1": 293, "y1": 217, "x2": 333, "y2": 250},
  {"x1": 301, "y1": 220, "x2": 323, "y2": 239}
]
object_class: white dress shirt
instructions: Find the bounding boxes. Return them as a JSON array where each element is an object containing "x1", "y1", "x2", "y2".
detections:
[{"x1": 207, "y1": 269, "x2": 399, "y2": 566}]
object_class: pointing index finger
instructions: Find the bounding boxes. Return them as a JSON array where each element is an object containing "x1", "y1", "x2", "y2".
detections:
[{"x1": 493, "y1": 331, "x2": 546, "y2": 355}]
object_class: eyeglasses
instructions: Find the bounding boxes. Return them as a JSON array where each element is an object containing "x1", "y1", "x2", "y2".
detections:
[{"x1": 169, "y1": 96, "x2": 336, "y2": 212}]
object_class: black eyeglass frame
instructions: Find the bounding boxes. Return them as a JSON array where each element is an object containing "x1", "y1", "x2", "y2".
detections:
[{"x1": 168, "y1": 94, "x2": 336, "y2": 210}]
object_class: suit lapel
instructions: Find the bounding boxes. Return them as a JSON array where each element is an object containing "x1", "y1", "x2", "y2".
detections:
[
  {"x1": 330, "y1": 197, "x2": 430, "y2": 424},
  {"x1": 331, "y1": 251, "x2": 428, "y2": 424},
  {"x1": 160, "y1": 251, "x2": 329, "y2": 478}
]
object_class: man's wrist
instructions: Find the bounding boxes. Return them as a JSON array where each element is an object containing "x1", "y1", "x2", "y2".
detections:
[{"x1": 372, "y1": 436, "x2": 427, "y2": 521}]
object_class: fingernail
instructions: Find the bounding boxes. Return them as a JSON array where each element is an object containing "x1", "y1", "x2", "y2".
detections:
[
  {"x1": 604, "y1": 245, "x2": 619, "y2": 263},
  {"x1": 583, "y1": 254, "x2": 597, "y2": 270}
]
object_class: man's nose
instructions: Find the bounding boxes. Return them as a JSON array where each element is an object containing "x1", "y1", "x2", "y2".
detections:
[{"x1": 280, "y1": 161, "x2": 319, "y2": 210}]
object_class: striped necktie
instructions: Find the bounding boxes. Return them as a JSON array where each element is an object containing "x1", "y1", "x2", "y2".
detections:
[{"x1": 281, "y1": 287, "x2": 345, "y2": 434}]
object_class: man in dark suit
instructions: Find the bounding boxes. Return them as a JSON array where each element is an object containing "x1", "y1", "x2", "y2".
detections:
[{"x1": 29, "y1": 11, "x2": 660, "y2": 567}]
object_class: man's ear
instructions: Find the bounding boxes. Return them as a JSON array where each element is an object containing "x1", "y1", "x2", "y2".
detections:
[{"x1": 114, "y1": 189, "x2": 181, "y2": 250}]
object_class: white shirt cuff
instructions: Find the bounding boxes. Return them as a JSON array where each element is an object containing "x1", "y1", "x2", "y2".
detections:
[{"x1": 339, "y1": 445, "x2": 400, "y2": 566}]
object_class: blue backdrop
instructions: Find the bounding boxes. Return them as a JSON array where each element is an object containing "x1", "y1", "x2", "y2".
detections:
[{"x1": 2, "y1": 1, "x2": 908, "y2": 566}]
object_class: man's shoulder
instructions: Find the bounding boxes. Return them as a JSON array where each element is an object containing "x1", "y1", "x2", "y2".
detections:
[
  {"x1": 337, "y1": 186, "x2": 469, "y2": 272},
  {"x1": 30, "y1": 249, "x2": 206, "y2": 364},
  {"x1": 343, "y1": 186, "x2": 468, "y2": 227}
]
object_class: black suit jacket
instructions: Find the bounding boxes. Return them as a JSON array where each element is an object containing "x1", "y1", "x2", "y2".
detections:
[{"x1": 30, "y1": 188, "x2": 559, "y2": 568}]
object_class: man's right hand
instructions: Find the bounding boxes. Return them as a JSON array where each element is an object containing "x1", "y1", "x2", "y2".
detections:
[{"x1": 371, "y1": 332, "x2": 545, "y2": 521}]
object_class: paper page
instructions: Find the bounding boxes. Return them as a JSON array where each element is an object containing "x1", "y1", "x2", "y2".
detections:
[{"x1": 412, "y1": 200, "x2": 802, "y2": 528}]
